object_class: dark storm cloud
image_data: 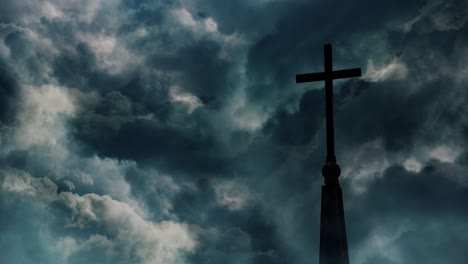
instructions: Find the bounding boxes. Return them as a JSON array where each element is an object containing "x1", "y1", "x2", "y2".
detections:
[
  {"x1": 346, "y1": 161, "x2": 468, "y2": 264},
  {"x1": 150, "y1": 37, "x2": 233, "y2": 104},
  {"x1": 242, "y1": 0, "x2": 423, "y2": 103},
  {"x1": 52, "y1": 43, "x2": 124, "y2": 92},
  {"x1": 234, "y1": 1, "x2": 468, "y2": 263},
  {"x1": 0, "y1": 58, "x2": 19, "y2": 124},
  {"x1": 263, "y1": 89, "x2": 324, "y2": 145},
  {"x1": 70, "y1": 90, "x2": 229, "y2": 174},
  {"x1": 1, "y1": 0, "x2": 468, "y2": 263},
  {"x1": 336, "y1": 78, "x2": 437, "y2": 152},
  {"x1": 38, "y1": 1, "x2": 243, "y2": 174},
  {"x1": 336, "y1": 23, "x2": 468, "y2": 155}
]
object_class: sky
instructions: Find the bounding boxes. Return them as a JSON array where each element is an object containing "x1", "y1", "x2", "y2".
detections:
[{"x1": 0, "y1": 0, "x2": 468, "y2": 263}]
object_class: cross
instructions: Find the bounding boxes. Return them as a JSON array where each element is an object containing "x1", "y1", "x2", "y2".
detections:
[{"x1": 296, "y1": 44, "x2": 361, "y2": 164}]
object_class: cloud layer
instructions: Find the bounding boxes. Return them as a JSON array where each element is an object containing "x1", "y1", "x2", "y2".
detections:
[{"x1": 1, "y1": 0, "x2": 468, "y2": 263}]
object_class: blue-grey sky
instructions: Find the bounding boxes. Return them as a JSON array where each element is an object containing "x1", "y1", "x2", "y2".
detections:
[{"x1": 1, "y1": 0, "x2": 468, "y2": 263}]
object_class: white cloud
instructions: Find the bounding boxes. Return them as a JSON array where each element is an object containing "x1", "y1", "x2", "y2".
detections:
[
  {"x1": 342, "y1": 139, "x2": 390, "y2": 194},
  {"x1": 428, "y1": 145, "x2": 461, "y2": 163},
  {"x1": 402, "y1": 145, "x2": 463, "y2": 168},
  {"x1": 63, "y1": 180, "x2": 76, "y2": 191},
  {"x1": 403, "y1": 0, "x2": 468, "y2": 33},
  {"x1": 223, "y1": 81, "x2": 269, "y2": 132},
  {"x1": 403, "y1": 157, "x2": 423, "y2": 173},
  {"x1": 353, "y1": 224, "x2": 409, "y2": 264},
  {"x1": 13, "y1": 84, "x2": 75, "y2": 150},
  {"x1": 0, "y1": 83, "x2": 153, "y2": 219},
  {"x1": 56, "y1": 168, "x2": 94, "y2": 185},
  {"x1": 363, "y1": 58, "x2": 408, "y2": 82},
  {"x1": 204, "y1": 17, "x2": 218, "y2": 32},
  {"x1": 173, "y1": 8, "x2": 197, "y2": 27},
  {"x1": 169, "y1": 85, "x2": 204, "y2": 113},
  {"x1": 212, "y1": 179, "x2": 256, "y2": 211},
  {"x1": 1, "y1": 169, "x2": 198, "y2": 264},
  {"x1": 2, "y1": 0, "x2": 106, "y2": 25},
  {"x1": 0, "y1": 23, "x2": 33, "y2": 34},
  {"x1": 1, "y1": 169, "x2": 58, "y2": 202},
  {"x1": 78, "y1": 32, "x2": 136, "y2": 74},
  {"x1": 171, "y1": 6, "x2": 247, "y2": 53},
  {"x1": 127, "y1": 169, "x2": 185, "y2": 218}
]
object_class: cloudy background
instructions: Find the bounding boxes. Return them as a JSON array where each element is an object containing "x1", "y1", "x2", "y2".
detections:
[{"x1": 1, "y1": 0, "x2": 468, "y2": 263}]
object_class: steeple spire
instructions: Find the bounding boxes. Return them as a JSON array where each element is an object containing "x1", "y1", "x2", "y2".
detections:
[{"x1": 296, "y1": 44, "x2": 361, "y2": 264}]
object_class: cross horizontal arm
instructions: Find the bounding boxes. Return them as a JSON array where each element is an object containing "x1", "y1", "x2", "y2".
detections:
[
  {"x1": 296, "y1": 72, "x2": 328, "y2": 83},
  {"x1": 295, "y1": 68, "x2": 362, "y2": 83}
]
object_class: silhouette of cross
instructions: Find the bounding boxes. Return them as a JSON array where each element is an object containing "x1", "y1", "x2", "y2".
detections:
[{"x1": 296, "y1": 44, "x2": 361, "y2": 163}]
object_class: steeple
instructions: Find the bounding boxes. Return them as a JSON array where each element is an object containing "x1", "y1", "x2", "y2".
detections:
[{"x1": 296, "y1": 44, "x2": 361, "y2": 264}]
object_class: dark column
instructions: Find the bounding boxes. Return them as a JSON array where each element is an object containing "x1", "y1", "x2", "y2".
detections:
[{"x1": 319, "y1": 163, "x2": 349, "y2": 264}]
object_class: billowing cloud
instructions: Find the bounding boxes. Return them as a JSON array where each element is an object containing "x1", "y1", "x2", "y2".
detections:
[
  {"x1": 169, "y1": 85, "x2": 204, "y2": 113},
  {"x1": 1, "y1": 0, "x2": 468, "y2": 263},
  {"x1": 1, "y1": 169, "x2": 198, "y2": 264}
]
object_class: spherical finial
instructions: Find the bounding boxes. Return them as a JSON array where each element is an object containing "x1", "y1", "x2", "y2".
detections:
[{"x1": 322, "y1": 162, "x2": 341, "y2": 185}]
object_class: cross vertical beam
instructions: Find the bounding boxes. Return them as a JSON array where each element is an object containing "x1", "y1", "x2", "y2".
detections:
[
  {"x1": 295, "y1": 44, "x2": 361, "y2": 165},
  {"x1": 324, "y1": 44, "x2": 335, "y2": 163}
]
